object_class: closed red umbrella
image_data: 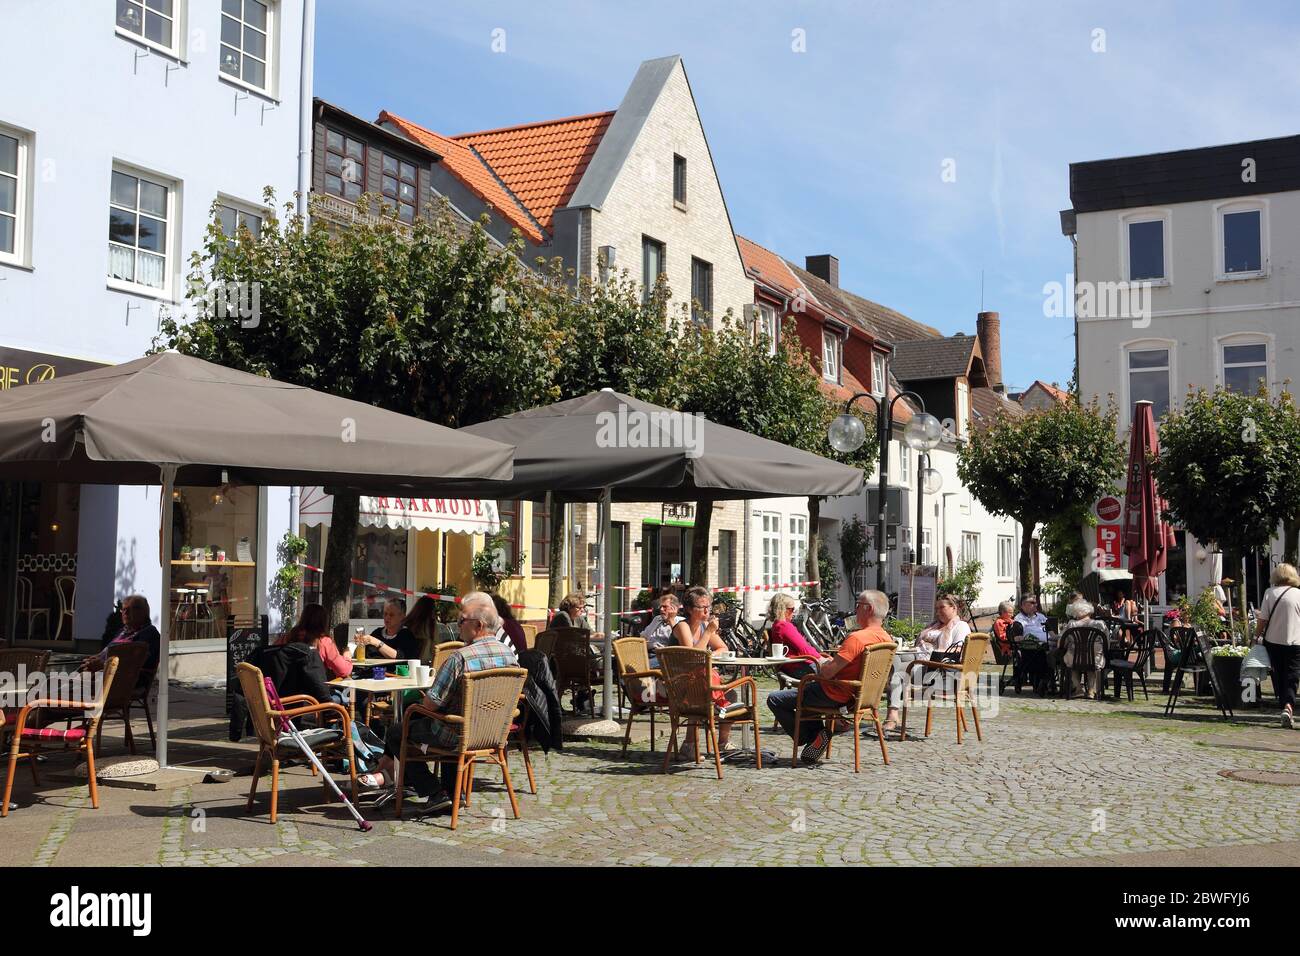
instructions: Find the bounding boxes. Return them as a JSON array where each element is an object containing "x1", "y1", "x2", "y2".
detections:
[{"x1": 1123, "y1": 400, "x2": 1176, "y2": 602}]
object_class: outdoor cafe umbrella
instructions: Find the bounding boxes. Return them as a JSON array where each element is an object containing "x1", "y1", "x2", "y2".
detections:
[
  {"x1": 1122, "y1": 400, "x2": 1176, "y2": 609},
  {"x1": 0, "y1": 352, "x2": 515, "y2": 765},
  {"x1": 443, "y1": 389, "x2": 866, "y2": 719}
]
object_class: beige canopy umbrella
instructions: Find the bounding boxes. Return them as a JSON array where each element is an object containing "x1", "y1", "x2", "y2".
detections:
[{"x1": 0, "y1": 352, "x2": 515, "y2": 765}]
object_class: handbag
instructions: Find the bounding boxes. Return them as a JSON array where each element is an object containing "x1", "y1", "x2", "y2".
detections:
[{"x1": 1245, "y1": 586, "x2": 1295, "y2": 679}]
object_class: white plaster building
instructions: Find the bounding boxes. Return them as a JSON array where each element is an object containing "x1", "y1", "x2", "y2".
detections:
[
  {"x1": 0, "y1": 0, "x2": 311, "y2": 671},
  {"x1": 1067, "y1": 134, "x2": 1300, "y2": 607}
]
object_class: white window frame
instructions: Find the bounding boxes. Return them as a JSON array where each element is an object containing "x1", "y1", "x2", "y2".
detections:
[
  {"x1": 218, "y1": 0, "x2": 280, "y2": 99},
  {"x1": 0, "y1": 122, "x2": 33, "y2": 269},
  {"x1": 757, "y1": 302, "x2": 778, "y2": 356},
  {"x1": 821, "y1": 329, "x2": 842, "y2": 383},
  {"x1": 996, "y1": 535, "x2": 1014, "y2": 581},
  {"x1": 956, "y1": 380, "x2": 970, "y2": 439},
  {"x1": 872, "y1": 352, "x2": 886, "y2": 397},
  {"x1": 901, "y1": 526, "x2": 914, "y2": 564},
  {"x1": 897, "y1": 443, "x2": 910, "y2": 485},
  {"x1": 114, "y1": 0, "x2": 187, "y2": 60},
  {"x1": 107, "y1": 161, "x2": 180, "y2": 300},
  {"x1": 920, "y1": 529, "x2": 933, "y2": 567},
  {"x1": 215, "y1": 193, "x2": 269, "y2": 241},
  {"x1": 1213, "y1": 198, "x2": 1269, "y2": 282},
  {"x1": 788, "y1": 515, "x2": 807, "y2": 584},
  {"x1": 1118, "y1": 208, "x2": 1172, "y2": 286},
  {"x1": 961, "y1": 531, "x2": 980, "y2": 566},
  {"x1": 1216, "y1": 332, "x2": 1273, "y2": 394},
  {"x1": 1121, "y1": 338, "x2": 1177, "y2": 428},
  {"x1": 758, "y1": 513, "x2": 782, "y2": 587}
]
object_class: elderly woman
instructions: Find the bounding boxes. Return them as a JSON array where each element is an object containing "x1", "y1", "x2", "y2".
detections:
[
  {"x1": 1256, "y1": 563, "x2": 1300, "y2": 729},
  {"x1": 1059, "y1": 598, "x2": 1106, "y2": 698},
  {"x1": 991, "y1": 600, "x2": 1015, "y2": 650},
  {"x1": 767, "y1": 592, "x2": 828, "y2": 681},
  {"x1": 550, "y1": 593, "x2": 590, "y2": 631},
  {"x1": 670, "y1": 585, "x2": 737, "y2": 753}
]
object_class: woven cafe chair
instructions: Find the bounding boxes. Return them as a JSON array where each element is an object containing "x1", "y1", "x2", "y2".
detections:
[
  {"x1": 431, "y1": 641, "x2": 465, "y2": 677},
  {"x1": 790, "y1": 641, "x2": 897, "y2": 771},
  {"x1": 612, "y1": 637, "x2": 670, "y2": 755},
  {"x1": 0, "y1": 649, "x2": 53, "y2": 751},
  {"x1": 394, "y1": 666, "x2": 528, "y2": 830},
  {"x1": 236, "y1": 662, "x2": 356, "y2": 824},
  {"x1": 94, "y1": 641, "x2": 149, "y2": 754},
  {"x1": 901, "y1": 632, "x2": 991, "y2": 744},
  {"x1": 2, "y1": 657, "x2": 120, "y2": 818},
  {"x1": 520, "y1": 623, "x2": 538, "y2": 650},
  {"x1": 553, "y1": 627, "x2": 601, "y2": 716},
  {"x1": 656, "y1": 645, "x2": 760, "y2": 780}
]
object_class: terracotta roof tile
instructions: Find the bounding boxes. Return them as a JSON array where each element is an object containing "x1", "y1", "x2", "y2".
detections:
[
  {"x1": 1024, "y1": 380, "x2": 1072, "y2": 404},
  {"x1": 453, "y1": 112, "x2": 614, "y2": 232},
  {"x1": 378, "y1": 111, "x2": 546, "y2": 244},
  {"x1": 972, "y1": 385, "x2": 1025, "y2": 430}
]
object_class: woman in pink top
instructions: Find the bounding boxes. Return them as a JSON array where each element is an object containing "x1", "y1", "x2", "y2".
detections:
[
  {"x1": 767, "y1": 593, "x2": 828, "y2": 679},
  {"x1": 287, "y1": 603, "x2": 352, "y2": 679}
]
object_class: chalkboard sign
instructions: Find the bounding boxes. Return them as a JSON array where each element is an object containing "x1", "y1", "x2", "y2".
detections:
[
  {"x1": 226, "y1": 616, "x2": 268, "y2": 714},
  {"x1": 897, "y1": 564, "x2": 937, "y2": 619}
]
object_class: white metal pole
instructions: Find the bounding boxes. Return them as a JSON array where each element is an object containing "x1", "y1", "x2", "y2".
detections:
[
  {"x1": 600, "y1": 488, "x2": 614, "y2": 720},
  {"x1": 157, "y1": 464, "x2": 177, "y2": 767}
]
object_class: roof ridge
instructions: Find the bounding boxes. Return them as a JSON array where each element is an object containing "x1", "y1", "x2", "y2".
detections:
[
  {"x1": 461, "y1": 142, "x2": 550, "y2": 236},
  {"x1": 784, "y1": 260, "x2": 943, "y2": 340},
  {"x1": 452, "y1": 110, "x2": 616, "y2": 140}
]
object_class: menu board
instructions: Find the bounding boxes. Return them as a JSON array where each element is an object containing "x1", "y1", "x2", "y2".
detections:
[{"x1": 898, "y1": 564, "x2": 937, "y2": 619}]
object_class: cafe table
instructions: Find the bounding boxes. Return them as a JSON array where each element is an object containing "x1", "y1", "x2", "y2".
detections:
[
  {"x1": 713, "y1": 655, "x2": 791, "y2": 759},
  {"x1": 330, "y1": 672, "x2": 434, "y2": 726}
]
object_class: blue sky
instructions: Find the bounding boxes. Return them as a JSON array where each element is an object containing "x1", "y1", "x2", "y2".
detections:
[{"x1": 316, "y1": 0, "x2": 1300, "y2": 393}]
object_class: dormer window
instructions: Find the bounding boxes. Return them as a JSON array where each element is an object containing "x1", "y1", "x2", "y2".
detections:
[
  {"x1": 822, "y1": 330, "x2": 842, "y2": 383},
  {"x1": 872, "y1": 352, "x2": 885, "y2": 397}
]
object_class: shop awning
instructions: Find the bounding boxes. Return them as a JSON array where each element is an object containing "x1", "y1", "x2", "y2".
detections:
[{"x1": 299, "y1": 487, "x2": 499, "y2": 534}]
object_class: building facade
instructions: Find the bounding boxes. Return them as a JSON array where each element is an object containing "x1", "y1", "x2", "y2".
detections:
[
  {"x1": 0, "y1": 0, "x2": 309, "y2": 671},
  {"x1": 1067, "y1": 133, "x2": 1300, "y2": 606}
]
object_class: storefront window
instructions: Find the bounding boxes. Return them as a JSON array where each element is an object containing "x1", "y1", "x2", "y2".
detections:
[
  {"x1": 169, "y1": 486, "x2": 258, "y2": 640},
  {"x1": 3, "y1": 481, "x2": 80, "y2": 642},
  {"x1": 350, "y1": 528, "x2": 407, "y2": 620}
]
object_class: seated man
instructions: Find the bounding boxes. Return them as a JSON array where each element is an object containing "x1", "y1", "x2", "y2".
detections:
[
  {"x1": 1013, "y1": 595, "x2": 1048, "y2": 643},
  {"x1": 82, "y1": 594, "x2": 160, "y2": 681},
  {"x1": 371, "y1": 591, "x2": 517, "y2": 813},
  {"x1": 640, "y1": 592, "x2": 681, "y2": 667},
  {"x1": 766, "y1": 589, "x2": 892, "y2": 765}
]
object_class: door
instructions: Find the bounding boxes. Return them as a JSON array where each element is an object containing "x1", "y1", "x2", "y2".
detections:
[{"x1": 610, "y1": 522, "x2": 628, "y2": 617}]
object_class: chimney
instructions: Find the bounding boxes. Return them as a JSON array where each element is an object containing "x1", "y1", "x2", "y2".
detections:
[
  {"x1": 805, "y1": 254, "x2": 839, "y2": 288},
  {"x1": 976, "y1": 311, "x2": 1003, "y2": 394}
]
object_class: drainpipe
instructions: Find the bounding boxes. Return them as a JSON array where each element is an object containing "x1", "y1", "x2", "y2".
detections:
[{"x1": 289, "y1": 0, "x2": 316, "y2": 536}]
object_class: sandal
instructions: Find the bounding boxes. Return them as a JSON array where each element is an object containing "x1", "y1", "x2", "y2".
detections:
[{"x1": 358, "y1": 770, "x2": 392, "y2": 790}]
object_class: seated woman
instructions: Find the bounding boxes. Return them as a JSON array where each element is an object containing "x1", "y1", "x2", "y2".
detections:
[
  {"x1": 1059, "y1": 599, "x2": 1106, "y2": 698},
  {"x1": 915, "y1": 594, "x2": 971, "y2": 660},
  {"x1": 491, "y1": 594, "x2": 527, "y2": 655},
  {"x1": 991, "y1": 600, "x2": 1016, "y2": 656},
  {"x1": 288, "y1": 603, "x2": 352, "y2": 682},
  {"x1": 358, "y1": 598, "x2": 421, "y2": 661},
  {"x1": 670, "y1": 585, "x2": 738, "y2": 753},
  {"x1": 767, "y1": 592, "x2": 828, "y2": 681},
  {"x1": 401, "y1": 595, "x2": 442, "y2": 664},
  {"x1": 550, "y1": 593, "x2": 591, "y2": 631}
]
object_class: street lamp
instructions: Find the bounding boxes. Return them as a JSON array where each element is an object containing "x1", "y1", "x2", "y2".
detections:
[{"x1": 829, "y1": 385, "x2": 942, "y2": 591}]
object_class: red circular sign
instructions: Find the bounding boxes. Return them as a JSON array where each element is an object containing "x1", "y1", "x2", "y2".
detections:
[{"x1": 1096, "y1": 496, "x2": 1122, "y2": 522}]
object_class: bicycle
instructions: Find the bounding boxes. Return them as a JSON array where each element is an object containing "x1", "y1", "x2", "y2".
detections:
[
  {"x1": 711, "y1": 594, "x2": 768, "y2": 659},
  {"x1": 796, "y1": 599, "x2": 846, "y2": 652}
]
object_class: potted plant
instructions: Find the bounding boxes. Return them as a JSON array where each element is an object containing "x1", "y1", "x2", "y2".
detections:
[{"x1": 1209, "y1": 643, "x2": 1249, "y2": 708}]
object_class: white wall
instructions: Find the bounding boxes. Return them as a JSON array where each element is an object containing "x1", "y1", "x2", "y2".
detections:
[{"x1": 0, "y1": 0, "x2": 306, "y2": 637}]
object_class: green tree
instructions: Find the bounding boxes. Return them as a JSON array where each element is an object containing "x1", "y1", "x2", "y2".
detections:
[
  {"x1": 958, "y1": 400, "x2": 1124, "y2": 595},
  {"x1": 1154, "y1": 385, "x2": 1288, "y2": 617},
  {"x1": 157, "y1": 193, "x2": 558, "y2": 625},
  {"x1": 1039, "y1": 504, "x2": 1097, "y2": 583}
]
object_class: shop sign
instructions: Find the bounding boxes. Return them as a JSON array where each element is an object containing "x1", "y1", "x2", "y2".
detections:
[{"x1": 0, "y1": 347, "x2": 107, "y2": 390}]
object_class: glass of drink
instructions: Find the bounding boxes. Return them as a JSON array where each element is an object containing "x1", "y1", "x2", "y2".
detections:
[{"x1": 354, "y1": 626, "x2": 366, "y2": 663}]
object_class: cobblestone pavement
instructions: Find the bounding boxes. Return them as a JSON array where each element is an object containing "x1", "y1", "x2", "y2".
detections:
[{"x1": 3, "y1": 684, "x2": 1299, "y2": 867}]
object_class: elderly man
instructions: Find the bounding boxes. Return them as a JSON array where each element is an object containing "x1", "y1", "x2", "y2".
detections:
[
  {"x1": 370, "y1": 591, "x2": 517, "y2": 813},
  {"x1": 83, "y1": 595, "x2": 160, "y2": 678},
  {"x1": 641, "y1": 592, "x2": 681, "y2": 666},
  {"x1": 766, "y1": 589, "x2": 893, "y2": 765}
]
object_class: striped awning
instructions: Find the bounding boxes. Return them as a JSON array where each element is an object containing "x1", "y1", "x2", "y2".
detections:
[{"x1": 298, "y1": 487, "x2": 499, "y2": 535}]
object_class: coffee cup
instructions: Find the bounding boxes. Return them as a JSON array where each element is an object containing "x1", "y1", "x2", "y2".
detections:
[{"x1": 770, "y1": 644, "x2": 788, "y2": 659}]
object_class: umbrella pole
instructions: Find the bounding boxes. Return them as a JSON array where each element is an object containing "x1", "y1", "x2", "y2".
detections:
[
  {"x1": 599, "y1": 488, "x2": 614, "y2": 721},
  {"x1": 157, "y1": 464, "x2": 176, "y2": 768}
]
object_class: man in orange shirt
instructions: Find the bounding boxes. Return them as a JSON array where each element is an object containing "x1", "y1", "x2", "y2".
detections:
[{"x1": 766, "y1": 589, "x2": 892, "y2": 764}]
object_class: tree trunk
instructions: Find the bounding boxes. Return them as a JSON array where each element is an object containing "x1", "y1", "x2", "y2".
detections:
[
  {"x1": 322, "y1": 489, "x2": 361, "y2": 629},
  {"x1": 547, "y1": 494, "x2": 565, "y2": 611},
  {"x1": 1019, "y1": 520, "x2": 1036, "y2": 600},
  {"x1": 689, "y1": 498, "x2": 713, "y2": 587},
  {"x1": 807, "y1": 496, "x2": 822, "y2": 602}
]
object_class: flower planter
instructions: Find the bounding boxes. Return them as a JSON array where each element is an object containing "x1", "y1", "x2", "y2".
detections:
[{"x1": 1210, "y1": 654, "x2": 1254, "y2": 709}]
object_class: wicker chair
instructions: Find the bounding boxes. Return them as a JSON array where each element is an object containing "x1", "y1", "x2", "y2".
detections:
[
  {"x1": 2, "y1": 657, "x2": 120, "y2": 818},
  {"x1": 552, "y1": 627, "x2": 600, "y2": 716},
  {"x1": 0, "y1": 649, "x2": 52, "y2": 746},
  {"x1": 656, "y1": 645, "x2": 760, "y2": 780},
  {"x1": 520, "y1": 623, "x2": 538, "y2": 650},
  {"x1": 533, "y1": 628, "x2": 559, "y2": 659},
  {"x1": 394, "y1": 666, "x2": 528, "y2": 829},
  {"x1": 900, "y1": 632, "x2": 991, "y2": 744},
  {"x1": 790, "y1": 641, "x2": 897, "y2": 771},
  {"x1": 94, "y1": 642, "x2": 150, "y2": 754},
  {"x1": 432, "y1": 641, "x2": 465, "y2": 676},
  {"x1": 612, "y1": 637, "x2": 669, "y2": 754},
  {"x1": 235, "y1": 661, "x2": 356, "y2": 824}
]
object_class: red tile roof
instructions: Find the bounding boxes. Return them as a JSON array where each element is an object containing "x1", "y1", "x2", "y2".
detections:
[
  {"x1": 452, "y1": 112, "x2": 614, "y2": 232},
  {"x1": 1027, "y1": 380, "x2": 1072, "y2": 404},
  {"x1": 378, "y1": 111, "x2": 546, "y2": 244},
  {"x1": 737, "y1": 236, "x2": 811, "y2": 303}
]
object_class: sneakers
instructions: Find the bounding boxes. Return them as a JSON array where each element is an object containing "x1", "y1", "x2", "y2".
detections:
[
  {"x1": 409, "y1": 789, "x2": 454, "y2": 815},
  {"x1": 1283, "y1": 709, "x2": 1295, "y2": 730},
  {"x1": 800, "y1": 730, "x2": 830, "y2": 765}
]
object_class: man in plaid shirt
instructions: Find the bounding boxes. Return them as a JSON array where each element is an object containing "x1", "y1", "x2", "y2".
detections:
[{"x1": 374, "y1": 591, "x2": 517, "y2": 815}]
